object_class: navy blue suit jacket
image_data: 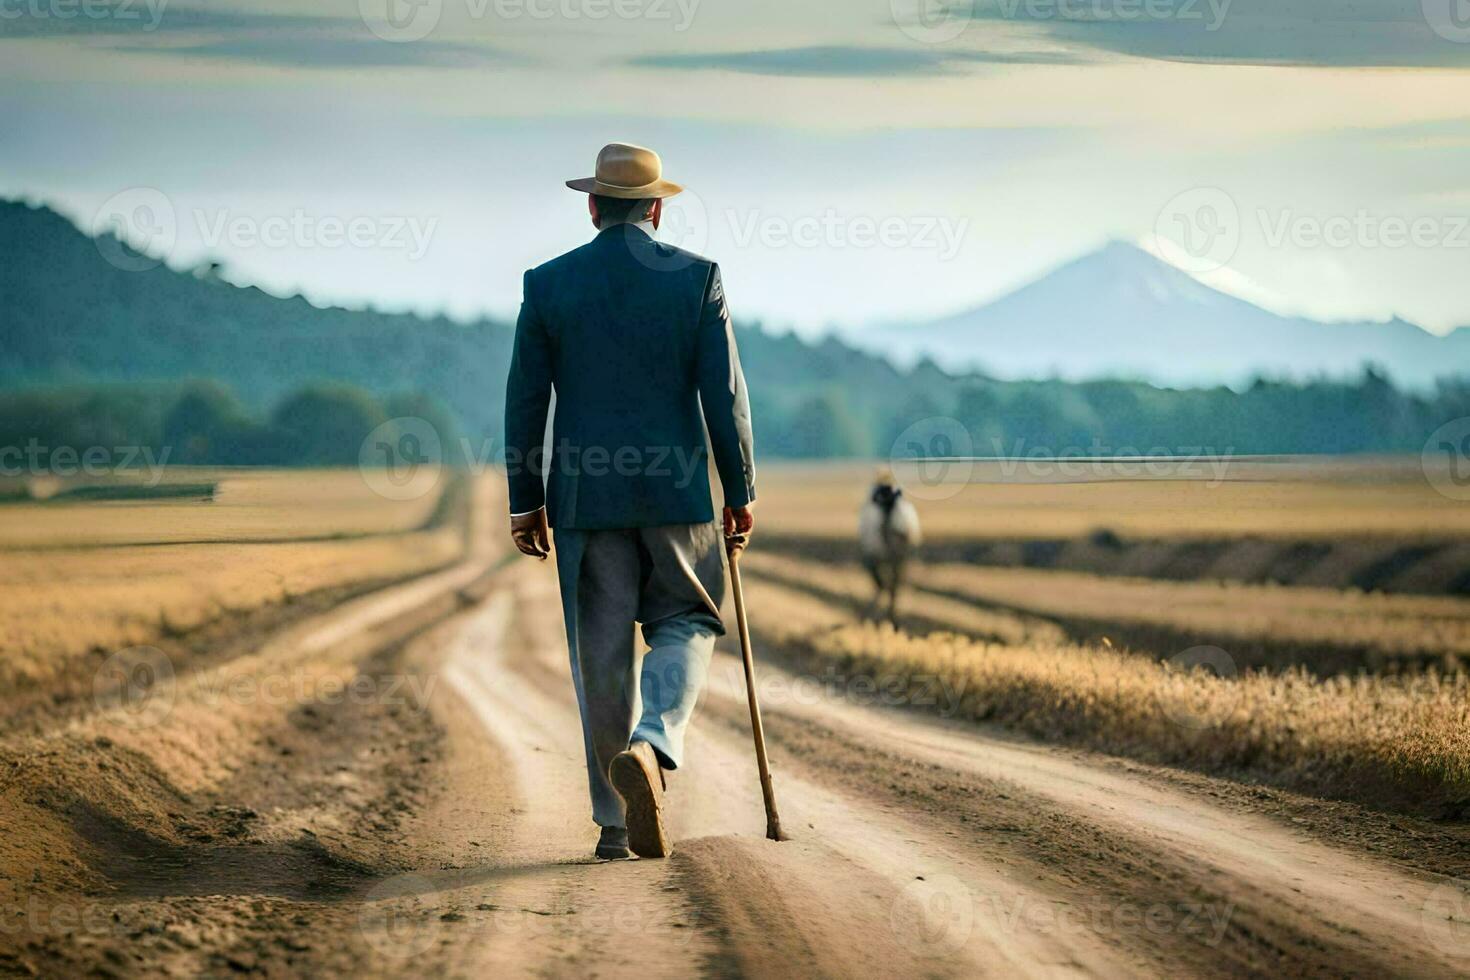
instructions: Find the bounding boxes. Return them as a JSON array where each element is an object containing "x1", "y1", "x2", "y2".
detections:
[{"x1": 504, "y1": 224, "x2": 756, "y2": 529}]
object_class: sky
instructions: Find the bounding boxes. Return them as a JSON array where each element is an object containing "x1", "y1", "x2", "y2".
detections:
[{"x1": 4, "y1": 0, "x2": 1470, "y2": 337}]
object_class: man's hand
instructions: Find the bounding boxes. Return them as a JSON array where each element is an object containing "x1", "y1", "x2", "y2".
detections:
[
  {"x1": 723, "y1": 504, "x2": 755, "y2": 555},
  {"x1": 511, "y1": 508, "x2": 550, "y2": 560}
]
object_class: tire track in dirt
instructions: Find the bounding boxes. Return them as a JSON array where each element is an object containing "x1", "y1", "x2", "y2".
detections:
[
  {"x1": 16, "y1": 534, "x2": 1461, "y2": 978},
  {"x1": 419, "y1": 558, "x2": 1468, "y2": 977},
  {"x1": 687, "y1": 626, "x2": 1468, "y2": 977},
  {"x1": 430, "y1": 563, "x2": 1148, "y2": 978}
]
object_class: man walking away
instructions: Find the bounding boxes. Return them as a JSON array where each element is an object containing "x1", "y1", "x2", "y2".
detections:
[{"x1": 503, "y1": 142, "x2": 757, "y2": 861}]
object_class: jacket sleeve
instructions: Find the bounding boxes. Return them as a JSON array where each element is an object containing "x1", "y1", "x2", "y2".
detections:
[
  {"x1": 504, "y1": 269, "x2": 554, "y2": 515},
  {"x1": 695, "y1": 263, "x2": 756, "y2": 509}
]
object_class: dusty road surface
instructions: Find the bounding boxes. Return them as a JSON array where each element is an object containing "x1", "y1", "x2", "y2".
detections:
[{"x1": 4, "y1": 530, "x2": 1469, "y2": 978}]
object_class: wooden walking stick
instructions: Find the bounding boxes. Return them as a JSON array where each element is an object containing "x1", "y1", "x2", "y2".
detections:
[{"x1": 725, "y1": 531, "x2": 787, "y2": 842}]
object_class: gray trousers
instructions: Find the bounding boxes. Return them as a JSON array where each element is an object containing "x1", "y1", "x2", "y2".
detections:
[{"x1": 553, "y1": 521, "x2": 727, "y2": 827}]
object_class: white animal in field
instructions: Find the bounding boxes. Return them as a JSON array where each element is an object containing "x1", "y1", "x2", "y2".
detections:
[{"x1": 859, "y1": 470, "x2": 922, "y2": 624}]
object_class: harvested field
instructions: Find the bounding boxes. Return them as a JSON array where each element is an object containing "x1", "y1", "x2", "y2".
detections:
[
  {"x1": 0, "y1": 470, "x2": 480, "y2": 718},
  {"x1": 734, "y1": 572, "x2": 1470, "y2": 819}
]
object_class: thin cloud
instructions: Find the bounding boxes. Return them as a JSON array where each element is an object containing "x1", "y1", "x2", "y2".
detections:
[
  {"x1": 965, "y1": 0, "x2": 1470, "y2": 68},
  {"x1": 1, "y1": 0, "x2": 517, "y2": 71},
  {"x1": 0, "y1": 2, "x2": 347, "y2": 38},
  {"x1": 630, "y1": 45, "x2": 1087, "y2": 77},
  {"x1": 119, "y1": 37, "x2": 519, "y2": 70}
]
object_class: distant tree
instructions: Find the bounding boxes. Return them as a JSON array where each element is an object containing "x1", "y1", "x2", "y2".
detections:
[
  {"x1": 382, "y1": 391, "x2": 464, "y2": 466},
  {"x1": 955, "y1": 384, "x2": 1006, "y2": 455},
  {"x1": 787, "y1": 391, "x2": 869, "y2": 459},
  {"x1": 163, "y1": 380, "x2": 252, "y2": 464},
  {"x1": 270, "y1": 383, "x2": 386, "y2": 466}
]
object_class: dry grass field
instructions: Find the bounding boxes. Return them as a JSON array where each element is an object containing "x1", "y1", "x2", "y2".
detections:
[
  {"x1": 0, "y1": 469, "x2": 446, "y2": 549},
  {"x1": 909, "y1": 562, "x2": 1470, "y2": 668},
  {"x1": 0, "y1": 469, "x2": 472, "y2": 708},
  {"x1": 745, "y1": 550, "x2": 1470, "y2": 674},
  {"x1": 3, "y1": 463, "x2": 1468, "y2": 977},
  {"x1": 756, "y1": 459, "x2": 1470, "y2": 540},
  {"x1": 741, "y1": 550, "x2": 1067, "y2": 647},
  {"x1": 3, "y1": 460, "x2": 1465, "y2": 820},
  {"x1": 736, "y1": 574, "x2": 1470, "y2": 817},
  {"x1": 735, "y1": 458, "x2": 1470, "y2": 816}
]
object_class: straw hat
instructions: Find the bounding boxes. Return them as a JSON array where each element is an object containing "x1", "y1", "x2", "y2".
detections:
[{"x1": 566, "y1": 142, "x2": 683, "y2": 199}]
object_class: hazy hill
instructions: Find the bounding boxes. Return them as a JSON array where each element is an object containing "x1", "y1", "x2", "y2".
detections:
[
  {"x1": 0, "y1": 200, "x2": 515, "y2": 439},
  {"x1": 0, "y1": 198, "x2": 960, "y2": 454},
  {"x1": 871, "y1": 241, "x2": 1470, "y2": 390},
  {"x1": 2, "y1": 199, "x2": 1465, "y2": 463}
]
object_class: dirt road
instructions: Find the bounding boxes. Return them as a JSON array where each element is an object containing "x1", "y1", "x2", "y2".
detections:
[
  {"x1": 5, "y1": 535, "x2": 1467, "y2": 978},
  {"x1": 362, "y1": 560, "x2": 1468, "y2": 979}
]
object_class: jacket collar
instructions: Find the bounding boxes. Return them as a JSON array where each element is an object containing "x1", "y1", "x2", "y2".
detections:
[{"x1": 596, "y1": 220, "x2": 655, "y2": 242}]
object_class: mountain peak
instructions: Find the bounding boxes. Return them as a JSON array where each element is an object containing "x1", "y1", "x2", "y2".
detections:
[
  {"x1": 1097, "y1": 238, "x2": 1158, "y2": 262},
  {"x1": 1036, "y1": 238, "x2": 1229, "y2": 311},
  {"x1": 881, "y1": 238, "x2": 1463, "y2": 389}
]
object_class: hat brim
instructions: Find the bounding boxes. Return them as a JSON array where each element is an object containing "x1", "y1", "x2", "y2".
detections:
[{"x1": 565, "y1": 176, "x2": 683, "y2": 199}]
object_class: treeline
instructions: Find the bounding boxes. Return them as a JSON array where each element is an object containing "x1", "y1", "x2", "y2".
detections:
[
  {"x1": 6, "y1": 200, "x2": 1468, "y2": 465},
  {"x1": 3, "y1": 367, "x2": 1467, "y2": 472},
  {"x1": 751, "y1": 364, "x2": 1470, "y2": 458},
  {"x1": 0, "y1": 381, "x2": 459, "y2": 469}
]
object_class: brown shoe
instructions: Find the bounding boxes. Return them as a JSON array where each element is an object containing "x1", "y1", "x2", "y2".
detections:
[{"x1": 609, "y1": 741, "x2": 670, "y2": 858}]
